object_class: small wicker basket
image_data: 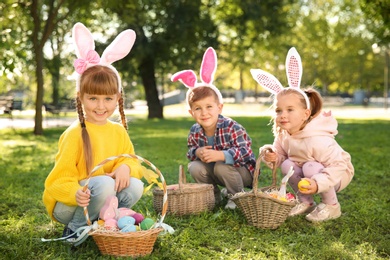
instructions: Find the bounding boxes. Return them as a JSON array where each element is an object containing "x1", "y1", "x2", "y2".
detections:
[
  {"x1": 231, "y1": 157, "x2": 296, "y2": 229},
  {"x1": 153, "y1": 165, "x2": 215, "y2": 216},
  {"x1": 83, "y1": 154, "x2": 168, "y2": 257}
]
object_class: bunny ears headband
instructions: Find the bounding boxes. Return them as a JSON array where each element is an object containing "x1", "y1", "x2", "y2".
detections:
[
  {"x1": 170, "y1": 47, "x2": 223, "y2": 107},
  {"x1": 72, "y1": 22, "x2": 136, "y2": 92},
  {"x1": 250, "y1": 47, "x2": 310, "y2": 109}
]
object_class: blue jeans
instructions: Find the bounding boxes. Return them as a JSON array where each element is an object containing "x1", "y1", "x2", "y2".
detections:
[{"x1": 53, "y1": 175, "x2": 144, "y2": 231}]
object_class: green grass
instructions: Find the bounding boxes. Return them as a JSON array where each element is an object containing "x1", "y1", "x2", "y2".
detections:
[{"x1": 0, "y1": 116, "x2": 389, "y2": 259}]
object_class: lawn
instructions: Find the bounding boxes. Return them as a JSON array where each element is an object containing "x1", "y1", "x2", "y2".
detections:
[{"x1": 0, "y1": 116, "x2": 389, "y2": 259}]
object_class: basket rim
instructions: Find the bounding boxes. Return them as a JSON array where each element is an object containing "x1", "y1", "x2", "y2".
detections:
[
  {"x1": 89, "y1": 227, "x2": 164, "y2": 238},
  {"x1": 231, "y1": 191, "x2": 296, "y2": 206}
]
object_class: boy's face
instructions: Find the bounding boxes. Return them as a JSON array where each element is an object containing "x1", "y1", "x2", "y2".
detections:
[{"x1": 188, "y1": 95, "x2": 223, "y2": 134}]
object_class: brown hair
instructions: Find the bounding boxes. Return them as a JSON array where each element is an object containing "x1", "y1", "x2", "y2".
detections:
[
  {"x1": 188, "y1": 87, "x2": 220, "y2": 108},
  {"x1": 271, "y1": 87, "x2": 323, "y2": 136},
  {"x1": 76, "y1": 65, "x2": 128, "y2": 174}
]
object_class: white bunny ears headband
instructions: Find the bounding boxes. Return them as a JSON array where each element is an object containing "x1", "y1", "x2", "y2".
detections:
[
  {"x1": 72, "y1": 22, "x2": 136, "y2": 92},
  {"x1": 250, "y1": 47, "x2": 310, "y2": 109},
  {"x1": 170, "y1": 47, "x2": 223, "y2": 107}
]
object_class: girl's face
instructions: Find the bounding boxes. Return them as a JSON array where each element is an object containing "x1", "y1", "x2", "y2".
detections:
[
  {"x1": 275, "y1": 93, "x2": 310, "y2": 134},
  {"x1": 80, "y1": 93, "x2": 119, "y2": 125},
  {"x1": 189, "y1": 95, "x2": 223, "y2": 136}
]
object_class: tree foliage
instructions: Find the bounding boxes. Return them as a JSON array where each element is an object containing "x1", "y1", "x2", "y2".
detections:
[{"x1": 0, "y1": 0, "x2": 388, "y2": 132}]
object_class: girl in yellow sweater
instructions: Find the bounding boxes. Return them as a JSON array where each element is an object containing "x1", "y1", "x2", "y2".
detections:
[{"x1": 43, "y1": 23, "x2": 144, "y2": 240}]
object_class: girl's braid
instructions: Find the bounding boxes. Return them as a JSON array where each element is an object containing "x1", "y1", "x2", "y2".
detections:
[
  {"x1": 76, "y1": 96, "x2": 93, "y2": 174},
  {"x1": 118, "y1": 89, "x2": 128, "y2": 130}
]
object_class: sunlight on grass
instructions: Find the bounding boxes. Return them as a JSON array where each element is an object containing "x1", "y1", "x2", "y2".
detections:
[{"x1": 0, "y1": 118, "x2": 389, "y2": 259}]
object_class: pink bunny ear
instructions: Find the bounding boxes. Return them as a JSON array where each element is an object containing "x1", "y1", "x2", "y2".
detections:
[
  {"x1": 250, "y1": 69, "x2": 284, "y2": 94},
  {"x1": 200, "y1": 47, "x2": 217, "y2": 84},
  {"x1": 72, "y1": 22, "x2": 95, "y2": 59},
  {"x1": 286, "y1": 47, "x2": 302, "y2": 88},
  {"x1": 171, "y1": 70, "x2": 197, "y2": 88},
  {"x1": 100, "y1": 30, "x2": 136, "y2": 65}
]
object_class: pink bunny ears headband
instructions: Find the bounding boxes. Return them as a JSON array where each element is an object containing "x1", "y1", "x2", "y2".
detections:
[
  {"x1": 72, "y1": 22, "x2": 136, "y2": 92},
  {"x1": 250, "y1": 47, "x2": 310, "y2": 109},
  {"x1": 170, "y1": 47, "x2": 223, "y2": 107}
]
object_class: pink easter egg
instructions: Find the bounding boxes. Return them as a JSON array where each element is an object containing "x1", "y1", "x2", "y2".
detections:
[
  {"x1": 104, "y1": 218, "x2": 118, "y2": 230},
  {"x1": 118, "y1": 208, "x2": 137, "y2": 218}
]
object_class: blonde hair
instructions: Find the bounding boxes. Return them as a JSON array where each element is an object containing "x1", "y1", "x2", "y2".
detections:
[
  {"x1": 271, "y1": 87, "x2": 323, "y2": 136},
  {"x1": 76, "y1": 65, "x2": 128, "y2": 174}
]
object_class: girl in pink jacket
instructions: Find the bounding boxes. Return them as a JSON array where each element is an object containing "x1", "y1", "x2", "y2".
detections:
[{"x1": 251, "y1": 48, "x2": 354, "y2": 222}]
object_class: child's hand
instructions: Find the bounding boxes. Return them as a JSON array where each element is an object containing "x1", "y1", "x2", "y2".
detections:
[
  {"x1": 76, "y1": 188, "x2": 90, "y2": 207},
  {"x1": 196, "y1": 146, "x2": 224, "y2": 163},
  {"x1": 106, "y1": 164, "x2": 130, "y2": 192},
  {"x1": 299, "y1": 178, "x2": 318, "y2": 195},
  {"x1": 264, "y1": 150, "x2": 277, "y2": 163}
]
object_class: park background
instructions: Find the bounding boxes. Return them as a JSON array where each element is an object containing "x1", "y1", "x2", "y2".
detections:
[
  {"x1": 0, "y1": 0, "x2": 389, "y2": 259},
  {"x1": 0, "y1": 0, "x2": 389, "y2": 134}
]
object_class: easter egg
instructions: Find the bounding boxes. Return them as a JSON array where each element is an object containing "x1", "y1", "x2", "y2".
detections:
[
  {"x1": 118, "y1": 216, "x2": 136, "y2": 229},
  {"x1": 97, "y1": 219, "x2": 105, "y2": 226},
  {"x1": 286, "y1": 193, "x2": 295, "y2": 201},
  {"x1": 104, "y1": 218, "x2": 118, "y2": 230},
  {"x1": 140, "y1": 218, "x2": 155, "y2": 230},
  {"x1": 298, "y1": 179, "x2": 310, "y2": 192},
  {"x1": 131, "y1": 213, "x2": 145, "y2": 225},
  {"x1": 120, "y1": 224, "x2": 137, "y2": 233},
  {"x1": 118, "y1": 208, "x2": 137, "y2": 218}
]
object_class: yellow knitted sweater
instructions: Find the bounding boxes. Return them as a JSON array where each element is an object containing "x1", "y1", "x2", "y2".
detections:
[{"x1": 42, "y1": 120, "x2": 143, "y2": 221}]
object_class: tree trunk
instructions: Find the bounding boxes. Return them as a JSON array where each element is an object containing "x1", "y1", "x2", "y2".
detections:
[
  {"x1": 51, "y1": 55, "x2": 61, "y2": 107},
  {"x1": 139, "y1": 56, "x2": 163, "y2": 119},
  {"x1": 33, "y1": 48, "x2": 44, "y2": 135}
]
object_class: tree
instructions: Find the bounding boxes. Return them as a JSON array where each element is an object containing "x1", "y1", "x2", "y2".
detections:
[
  {"x1": 103, "y1": 0, "x2": 219, "y2": 118},
  {"x1": 212, "y1": 0, "x2": 295, "y2": 95},
  {"x1": 360, "y1": 0, "x2": 390, "y2": 46},
  {"x1": 28, "y1": 0, "x2": 86, "y2": 135}
]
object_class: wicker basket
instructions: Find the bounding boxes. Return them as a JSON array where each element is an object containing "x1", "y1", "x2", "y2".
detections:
[
  {"x1": 83, "y1": 154, "x2": 168, "y2": 257},
  {"x1": 231, "y1": 157, "x2": 296, "y2": 229},
  {"x1": 153, "y1": 165, "x2": 215, "y2": 216}
]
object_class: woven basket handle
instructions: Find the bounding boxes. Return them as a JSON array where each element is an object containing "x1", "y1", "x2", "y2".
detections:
[
  {"x1": 82, "y1": 154, "x2": 168, "y2": 227},
  {"x1": 178, "y1": 165, "x2": 187, "y2": 189},
  {"x1": 252, "y1": 152, "x2": 278, "y2": 195}
]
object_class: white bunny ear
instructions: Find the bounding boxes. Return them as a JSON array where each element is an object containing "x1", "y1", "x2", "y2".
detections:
[
  {"x1": 286, "y1": 47, "x2": 302, "y2": 88},
  {"x1": 250, "y1": 69, "x2": 284, "y2": 94},
  {"x1": 200, "y1": 47, "x2": 217, "y2": 84},
  {"x1": 72, "y1": 22, "x2": 95, "y2": 59},
  {"x1": 100, "y1": 29, "x2": 136, "y2": 65},
  {"x1": 171, "y1": 70, "x2": 197, "y2": 88}
]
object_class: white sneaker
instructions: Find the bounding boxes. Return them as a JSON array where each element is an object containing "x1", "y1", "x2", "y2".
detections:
[
  {"x1": 305, "y1": 203, "x2": 341, "y2": 222},
  {"x1": 221, "y1": 188, "x2": 229, "y2": 198},
  {"x1": 289, "y1": 202, "x2": 317, "y2": 216},
  {"x1": 225, "y1": 199, "x2": 236, "y2": 210}
]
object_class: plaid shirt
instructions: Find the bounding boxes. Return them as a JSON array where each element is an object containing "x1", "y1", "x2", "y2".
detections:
[{"x1": 187, "y1": 115, "x2": 256, "y2": 174}]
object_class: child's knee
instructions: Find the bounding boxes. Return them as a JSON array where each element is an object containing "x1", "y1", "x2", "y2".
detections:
[
  {"x1": 213, "y1": 162, "x2": 232, "y2": 177},
  {"x1": 281, "y1": 159, "x2": 301, "y2": 175},
  {"x1": 188, "y1": 161, "x2": 207, "y2": 178},
  {"x1": 90, "y1": 176, "x2": 116, "y2": 198},
  {"x1": 130, "y1": 177, "x2": 144, "y2": 197},
  {"x1": 302, "y1": 162, "x2": 324, "y2": 178}
]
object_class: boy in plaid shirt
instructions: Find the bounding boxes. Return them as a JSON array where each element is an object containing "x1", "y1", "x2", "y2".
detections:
[
  {"x1": 171, "y1": 47, "x2": 256, "y2": 209},
  {"x1": 186, "y1": 87, "x2": 256, "y2": 209}
]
